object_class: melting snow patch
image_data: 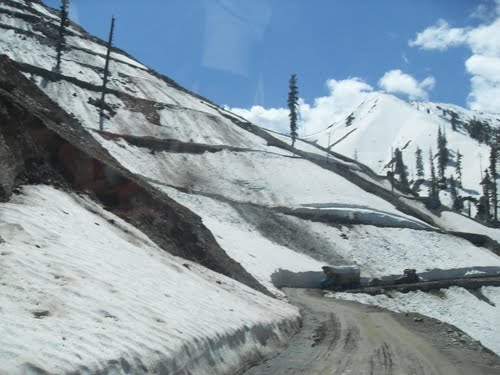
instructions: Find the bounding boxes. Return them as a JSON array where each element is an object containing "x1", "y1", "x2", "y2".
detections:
[{"x1": 0, "y1": 185, "x2": 299, "y2": 374}]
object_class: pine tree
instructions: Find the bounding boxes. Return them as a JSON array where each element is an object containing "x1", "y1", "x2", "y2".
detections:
[
  {"x1": 455, "y1": 149, "x2": 463, "y2": 188},
  {"x1": 449, "y1": 175, "x2": 457, "y2": 202},
  {"x1": 346, "y1": 113, "x2": 355, "y2": 127},
  {"x1": 394, "y1": 148, "x2": 409, "y2": 188},
  {"x1": 415, "y1": 147, "x2": 424, "y2": 178},
  {"x1": 428, "y1": 148, "x2": 439, "y2": 202},
  {"x1": 450, "y1": 111, "x2": 458, "y2": 131},
  {"x1": 55, "y1": 0, "x2": 70, "y2": 73},
  {"x1": 437, "y1": 127, "x2": 449, "y2": 184},
  {"x1": 99, "y1": 16, "x2": 115, "y2": 130},
  {"x1": 288, "y1": 74, "x2": 299, "y2": 147},
  {"x1": 490, "y1": 144, "x2": 498, "y2": 221},
  {"x1": 468, "y1": 118, "x2": 491, "y2": 144},
  {"x1": 450, "y1": 175, "x2": 464, "y2": 211},
  {"x1": 479, "y1": 170, "x2": 492, "y2": 221}
]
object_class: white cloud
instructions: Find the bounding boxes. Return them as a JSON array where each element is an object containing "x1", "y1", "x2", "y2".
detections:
[
  {"x1": 468, "y1": 75, "x2": 500, "y2": 113},
  {"x1": 409, "y1": 19, "x2": 468, "y2": 50},
  {"x1": 229, "y1": 105, "x2": 289, "y2": 134},
  {"x1": 378, "y1": 69, "x2": 435, "y2": 100},
  {"x1": 465, "y1": 55, "x2": 500, "y2": 82},
  {"x1": 410, "y1": 7, "x2": 500, "y2": 113},
  {"x1": 228, "y1": 77, "x2": 377, "y2": 135}
]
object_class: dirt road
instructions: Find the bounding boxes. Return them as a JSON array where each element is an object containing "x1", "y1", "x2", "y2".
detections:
[{"x1": 244, "y1": 288, "x2": 500, "y2": 375}]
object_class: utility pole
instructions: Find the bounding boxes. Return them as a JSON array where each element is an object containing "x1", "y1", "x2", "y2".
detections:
[{"x1": 100, "y1": 16, "x2": 115, "y2": 131}]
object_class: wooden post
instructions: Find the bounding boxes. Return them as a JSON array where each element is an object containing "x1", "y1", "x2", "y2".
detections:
[{"x1": 100, "y1": 16, "x2": 115, "y2": 131}]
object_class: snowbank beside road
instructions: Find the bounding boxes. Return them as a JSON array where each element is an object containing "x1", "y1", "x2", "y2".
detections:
[
  {"x1": 0, "y1": 185, "x2": 299, "y2": 375},
  {"x1": 291, "y1": 221, "x2": 500, "y2": 278},
  {"x1": 157, "y1": 187, "x2": 326, "y2": 296},
  {"x1": 330, "y1": 286, "x2": 500, "y2": 356}
]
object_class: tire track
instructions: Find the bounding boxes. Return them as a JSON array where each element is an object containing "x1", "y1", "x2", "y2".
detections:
[{"x1": 243, "y1": 288, "x2": 500, "y2": 375}]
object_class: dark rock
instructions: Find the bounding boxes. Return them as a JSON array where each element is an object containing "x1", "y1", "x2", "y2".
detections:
[{"x1": 32, "y1": 309, "x2": 50, "y2": 318}]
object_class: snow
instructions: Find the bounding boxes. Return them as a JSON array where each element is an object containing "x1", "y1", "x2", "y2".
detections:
[
  {"x1": 0, "y1": 185, "x2": 299, "y2": 374},
  {"x1": 29, "y1": 1, "x2": 59, "y2": 21},
  {"x1": 306, "y1": 93, "x2": 495, "y2": 200},
  {"x1": 152, "y1": 187, "x2": 497, "y2": 285},
  {"x1": 2, "y1": 2, "x2": 500, "y2": 371},
  {"x1": 93, "y1": 133, "x2": 424, "y2": 228},
  {"x1": 0, "y1": 9, "x2": 45, "y2": 36},
  {"x1": 156, "y1": 187, "x2": 325, "y2": 296},
  {"x1": 401, "y1": 197, "x2": 500, "y2": 243},
  {"x1": 65, "y1": 35, "x2": 148, "y2": 70},
  {"x1": 287, "y1": 221, "x2": 500, "y2": 277},
  {"x1": 329, "y1": 286, "x2": 500, "y2": 356},
  {"x1": 265, "y1": 129, "x2": 362, "y2": 170}
]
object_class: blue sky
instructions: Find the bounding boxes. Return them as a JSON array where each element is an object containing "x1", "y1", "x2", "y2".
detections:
[{"x1": 42, "y1": 0, "x2": 500, "y2": 134}]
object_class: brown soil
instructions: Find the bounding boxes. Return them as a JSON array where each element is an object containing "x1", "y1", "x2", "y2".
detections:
[{"x1": 243, "y1": 288, "x2": 500, "y2": 375}]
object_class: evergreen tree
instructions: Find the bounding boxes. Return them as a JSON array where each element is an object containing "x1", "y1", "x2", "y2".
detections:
[
  {"x1": 345, "y1": 113, "x2": 355, "y2": 127},
  {"x1": 455, "y1": 149, "x2": 463, "y2": 188},
  {"x1": 437, "y1": 127, "x2": 449, "y2": 184},
  {"x1": 55, "y1": 0, "x2": 70, "y2": 73},
  {"x1": 490, "y1": 144, "x2": 498, "y2": 221},
  {"x1": 477, "y1": 196, "x2": 489, "y2": 221},
  {"x1": 468, "y1": 117, "x2": 482, "y2": 141},
  {"x1": 394, "y1": 148, "x2": 409, "y2": 188},
  {"x1": 468, "y1": 118, "x2": 491, "y2": 144},
  {"x1": 480, "y1": 169, "x2": 492, "y2": 221},
  {"x1": 450, "y1": 111, "x2": 458, "y2": 131},
  {"x1": 428, "y1": 148, "x2": 439, "y2": 202},
  {"x1": 449, "y1": 174, "x2": 465, "y2": 212},
  {"x1": 99, "y1": 16, "x2": 115, "y2": 130},
  {"x1": 449, "y1": 175, "x2": 458, "y2": 202},
  {"x1": 287, "y1": 74, "x2": 299, "y2": 147},
  {"x1": 415, "y1": 147, "x2": 424, "y2": 178}
]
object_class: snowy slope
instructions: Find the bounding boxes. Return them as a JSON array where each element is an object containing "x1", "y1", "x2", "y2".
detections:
[
  {"x1": 306, "y1": 94, "x2": 498, "y2": 201},
  {"x1": 0, "y1": 185, "x2": 299, "y2": 374},
  {"x1": 2, "y1": 1, "x2": 500, "y2": 372}
]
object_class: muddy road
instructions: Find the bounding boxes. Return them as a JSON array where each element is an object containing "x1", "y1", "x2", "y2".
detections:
[{"x1": 244, "y1": 288, "x2": 500, "y2": 375}]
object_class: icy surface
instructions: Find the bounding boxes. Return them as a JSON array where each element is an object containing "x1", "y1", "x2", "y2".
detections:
[
  {"x1": 0, "y1": 186, "x2": 299, "y2": 374},
  {"x1": 330, "y1": 286, "x2": 500, "y2": 356}
]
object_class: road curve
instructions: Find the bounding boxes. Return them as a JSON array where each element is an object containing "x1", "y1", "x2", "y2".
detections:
[{"x1": 243, "y1": 288, "x2": 500, "y2": 375}]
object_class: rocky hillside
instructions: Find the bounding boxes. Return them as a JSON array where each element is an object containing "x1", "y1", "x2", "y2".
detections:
[{"x1": 1, "y1": 0, "x2": 500, "y2": 373}]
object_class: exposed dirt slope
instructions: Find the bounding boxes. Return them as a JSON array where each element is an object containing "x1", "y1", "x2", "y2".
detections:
[{"x1": 244, "y1": 288, "x2": 500, "y2": 375}]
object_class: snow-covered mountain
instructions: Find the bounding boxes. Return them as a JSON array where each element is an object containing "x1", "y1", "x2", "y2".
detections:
[
  {"x1": 306, "y1": 94, "x2": 500, "y2": 210},
  {"x1": 1, "y1": 0, "x2": 500, "y2": 373}
]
